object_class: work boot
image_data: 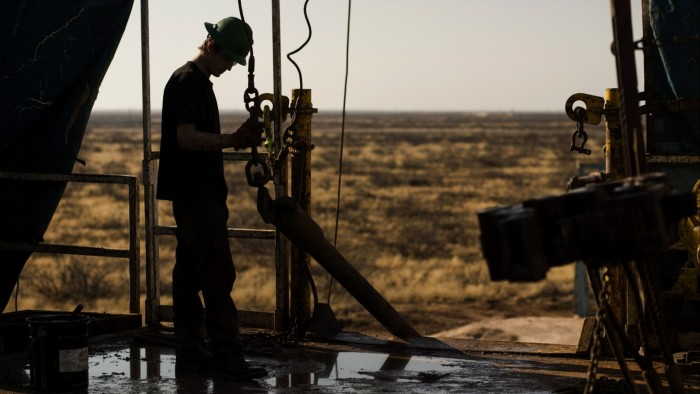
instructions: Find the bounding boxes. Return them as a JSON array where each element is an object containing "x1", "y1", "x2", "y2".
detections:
[
  {"x1": 175, "y1": 338, "x2": 213, "y2": 374},
  {"x1": 212, "y1": 355, "x2": 267, "y2": 381}
]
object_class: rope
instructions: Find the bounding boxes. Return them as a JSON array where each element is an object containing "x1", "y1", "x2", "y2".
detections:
[{"x1": 328, "y1": 0, "x2": 352, "y2": 304}]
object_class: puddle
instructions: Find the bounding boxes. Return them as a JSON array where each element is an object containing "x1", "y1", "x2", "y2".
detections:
[
  {"x1": 0, "y1": 336, "x2": 583, "y2": 393},
  {"x1": 266, "y1": 351, "x2": 462, "y2": 388},
  {"x1": 88, "y1": 342, "x2": 465, "y2": 390}
]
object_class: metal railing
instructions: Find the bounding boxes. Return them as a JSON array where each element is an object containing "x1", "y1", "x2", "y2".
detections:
[
  {"x1": 145, "y1": 153, "x2": 278, "y2": 329},
  {"x1": 0, "y1": 172, "x2": 141, "y2": 314}
]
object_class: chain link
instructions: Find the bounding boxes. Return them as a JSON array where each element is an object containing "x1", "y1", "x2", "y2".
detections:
[
  {"x1": 570, "y1": 106, "x2": 592, "y2": 155},
  {"x1": 585, "y1": 269, "x2": 611, "y2": 394}
]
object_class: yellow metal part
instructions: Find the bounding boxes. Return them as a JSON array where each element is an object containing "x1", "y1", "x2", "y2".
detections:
[
  {"x1": 256, "y1": 93, "x2": 290, "y2": 122},
  {"x1": 604, "y1": 88, "x2": 625, "y2": 179},
  {"x1": 565, "y1": 93, "x2": 605, "y2": 125}
]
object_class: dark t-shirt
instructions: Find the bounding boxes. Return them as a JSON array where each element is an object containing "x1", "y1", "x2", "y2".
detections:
[{"x1": 156, "y1": 61, "x2": 227, "y2": 203}]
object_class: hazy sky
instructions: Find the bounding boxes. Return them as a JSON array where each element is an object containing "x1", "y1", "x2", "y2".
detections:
[{"x1": 94, "y1": 1, "x2": 644, "y2": 113}]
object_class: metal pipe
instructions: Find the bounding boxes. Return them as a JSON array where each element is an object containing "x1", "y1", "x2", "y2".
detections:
[
  {"x1": 290, "y1": 89, "x2": 314, "y2": 328},
  {"x1": 140, "y1": 0, "x2": 152, "y2": 162},
  {"x1": 140, "y1": 0, "x2": 160, "y2": 326},
  {"x1": 257, "y1": 190, "x2": 422, "y2": 341},
  {"x1": 0, "y1": 173, "x2": 141, "y2": 314},
  {"x1": 271, "y1": 0, "x2": 290, "y2": 332},
  {"x1": 610, "y1": 0, "x2": 646, "y2": 176},
  {"x1": 604, "y1": 88, "x2": 637, "y2": 338},
  {"x1": 128, "y1": 178, "x2": 141, "y2": 314}
]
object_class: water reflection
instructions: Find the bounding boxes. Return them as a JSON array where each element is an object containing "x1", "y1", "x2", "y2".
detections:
[
  {"x1": 89, "y1": 342, "x2": 459, "y2": 391},
  {"x1": 267, "y1": 351, "x2": 459, "y2": 388},
  {"x1": 0, "y1": 338, "x2": 461, "y2": 393}
]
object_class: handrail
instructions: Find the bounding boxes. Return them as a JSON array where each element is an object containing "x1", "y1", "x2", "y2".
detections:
[{"x1": 0, "y1": 172, "x2": 141, "y2": 315}]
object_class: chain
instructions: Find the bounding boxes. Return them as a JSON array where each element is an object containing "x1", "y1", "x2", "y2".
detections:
[
  {"x1": 271, "y1": 95, "x2": 303, "y2": 169},
  {"x1": 570, "y1": 106, "x2": 592, "y2": 155},
  {"x1": 244, "y1": 56, "x2": 259, "y2": 115},
  {"x1": 585, "y1": 269, "x2": 611, "y2": 394},
  {"x1": 236, "y1": 1, "x2": 273, "y2": 190}
]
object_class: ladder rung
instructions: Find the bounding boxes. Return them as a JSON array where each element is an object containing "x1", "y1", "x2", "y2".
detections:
[
  {"x1": 155, "y1": 225, "x2": 275, "y2": 240},
  {"x1": 0, "y1": 241, "x2": 130, "y2": 258},
  {"x1": 151, "y1": 151, "x2": 268, "y2": 162}
]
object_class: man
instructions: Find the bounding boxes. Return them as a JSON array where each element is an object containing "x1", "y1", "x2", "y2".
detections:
[{"x1": 156, "y1": 17, "x2": 266, "y2": 381}]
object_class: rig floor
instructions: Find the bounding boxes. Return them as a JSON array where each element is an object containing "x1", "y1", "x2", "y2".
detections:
[{"x1": 1, "y1": 326, "x2": 698, "y2": 393}]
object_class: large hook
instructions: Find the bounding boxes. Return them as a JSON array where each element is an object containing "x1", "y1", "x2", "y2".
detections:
[
  {"x1": 565, "y1": 93, "x2": 605, "y2": 126},
  {"x1": 245, "y1": 146, "x2": 272, "y2": 187}
]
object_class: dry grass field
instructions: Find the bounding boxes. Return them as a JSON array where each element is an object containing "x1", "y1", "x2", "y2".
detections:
[{"x1": 7, "y1": 111, "x2": 604, "y2": 336}]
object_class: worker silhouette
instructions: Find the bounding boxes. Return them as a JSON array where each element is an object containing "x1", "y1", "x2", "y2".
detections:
[{"x1": 156, "y1": 16, "x2": 266, "y2": 381}]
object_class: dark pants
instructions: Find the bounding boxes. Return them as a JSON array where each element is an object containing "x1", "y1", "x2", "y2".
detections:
[{"x1": 172, "y1": 199, "x2": 243, "y2": 358}]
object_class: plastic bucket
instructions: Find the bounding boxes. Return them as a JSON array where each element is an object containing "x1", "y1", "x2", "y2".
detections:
[{"x1": 27, "y1": 314, "x2": 89, "y2": 392}]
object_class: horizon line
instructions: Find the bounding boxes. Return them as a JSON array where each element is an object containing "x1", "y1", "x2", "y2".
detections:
[{"x1": 92, "y1": 108, "x2": 567, "y2": 115}]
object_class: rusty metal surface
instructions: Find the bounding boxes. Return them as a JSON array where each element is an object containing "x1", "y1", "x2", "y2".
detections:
[{"x1": 290, "y1": 88, "x2": 315, "y2": 330}]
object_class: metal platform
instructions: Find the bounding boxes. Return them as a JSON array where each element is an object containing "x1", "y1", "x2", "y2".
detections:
[{"x1": 0, "y1": 327, "x2": 696, "y2": 393}]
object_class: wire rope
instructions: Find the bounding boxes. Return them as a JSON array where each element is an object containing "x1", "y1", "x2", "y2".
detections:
[
  {"x1": 237, "y1": 0, "x2": 253, "y2": 57},
  {"x1": 287, "y1": 0, "x2": 312, "y2": 92},
  {"x1": 327, "y1": 0, "x2": 352, "y2": 304}
]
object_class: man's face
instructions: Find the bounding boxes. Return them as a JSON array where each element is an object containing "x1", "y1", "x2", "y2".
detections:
[
  {"x1": 210, "y1": 50, "x2": 237, "y2": 77},
  {"x1": 207, "y1": 41, "x2": 237, "y2": 77}
]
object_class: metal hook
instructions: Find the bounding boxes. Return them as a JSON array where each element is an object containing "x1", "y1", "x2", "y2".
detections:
[
  {"x1": 570, "y1": 129, "x2": 591, "y2": 155},
  {"x1": 245, "y1": 146, "x2": 272, "y2": 187}
]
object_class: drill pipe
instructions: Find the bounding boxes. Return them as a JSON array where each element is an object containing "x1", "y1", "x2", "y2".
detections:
[{"x1": 257, "y1": 187, "x2": 422, "y2": 342}]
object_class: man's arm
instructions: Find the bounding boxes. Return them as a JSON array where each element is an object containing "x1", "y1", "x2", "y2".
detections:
[
  {"x1": 177, "y1": 121, "x2": 262, "y2": 151},
  {"x1": 177, "y1": 123, "x2": 237, "y2": 151}
]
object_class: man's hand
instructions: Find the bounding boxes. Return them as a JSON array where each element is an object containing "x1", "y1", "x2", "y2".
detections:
[{"x1": 229, "y1": 118, "x2": 265, "y2": 151}]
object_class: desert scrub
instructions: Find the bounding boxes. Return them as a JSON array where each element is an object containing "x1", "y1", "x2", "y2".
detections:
[
  {"x1": 23, "y1": 256, "x2": 122, "y2": 303},
  {"x1": 9, "y1": 112, "x2": 592, "y2": 329}
]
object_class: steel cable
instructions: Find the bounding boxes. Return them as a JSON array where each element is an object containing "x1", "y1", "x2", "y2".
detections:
[
  {"x1": 286, "y1": 0, "x2": 312, "y2": 92},
  {"x1": 328, "y1": 0, "x2": 352, "y2": 304}
]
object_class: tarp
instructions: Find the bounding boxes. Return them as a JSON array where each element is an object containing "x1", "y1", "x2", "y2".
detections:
[{"x1": 0, "y1": 0, "x2": 134, "y2": 311}]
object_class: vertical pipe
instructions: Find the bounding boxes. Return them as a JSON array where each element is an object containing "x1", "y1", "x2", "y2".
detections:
[
  {"x1": 290, "y1": 89, "x2": 314, "y2": 328},
  {"x1": 604, "y1": 88, "x2": 637, "y2": 339},
  {"x1": 641, "y1": 0, "x2": 655, "y2": 152},
  {"x1": 271, "y1": 0, "x2": 289, "y2": 332},
  {"x1": 128, "y1": 179, "x2": 141, "y2": 314},
  {"x1": 610, "y1": 0, "x2": 646, "y2": 176},
  {"x1": 140, "y1": 0, "x2": 152, "y2": 163},
  {"x1": 141, "y1": 0, "x2": 160, "y2": 326}
]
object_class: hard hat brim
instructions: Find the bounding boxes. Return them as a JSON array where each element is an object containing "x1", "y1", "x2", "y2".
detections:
[{"x1": 204, "y1": 22, "x2": 248, "y2": 66}]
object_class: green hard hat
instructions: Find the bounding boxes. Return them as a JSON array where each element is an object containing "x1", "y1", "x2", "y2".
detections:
[{"x1": 204, "y1": 17, "x2": 253, "y2": 65}]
